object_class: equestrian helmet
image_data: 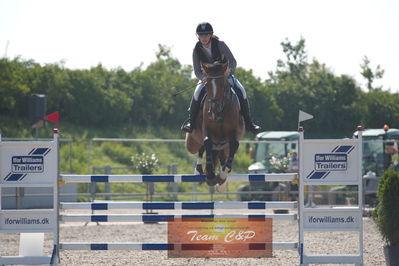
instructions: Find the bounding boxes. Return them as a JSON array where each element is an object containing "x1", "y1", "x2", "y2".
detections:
[{"x1": 196, "y1": 22, "x2": 213, "y2": 35}]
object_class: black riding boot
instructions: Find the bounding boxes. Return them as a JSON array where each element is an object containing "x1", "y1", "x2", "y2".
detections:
[
  {"x1": 241, "y1": 98, "x2": 261, "y2": 134},
  {"x1": 181, "y1": 98, "x2": 200, "y2": 133}
]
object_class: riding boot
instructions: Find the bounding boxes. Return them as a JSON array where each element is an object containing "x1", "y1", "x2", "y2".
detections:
[
  {"x1": 241, "y1": 98, "x2": 261, "y2": 134},
  {"x1": 181, "y1": 98, "x2": 200, "y2": 133}
]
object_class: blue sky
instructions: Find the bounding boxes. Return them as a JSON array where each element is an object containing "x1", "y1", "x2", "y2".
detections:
[{"x1": 1, "y1": 0, "x2": 398, "y2": 92}]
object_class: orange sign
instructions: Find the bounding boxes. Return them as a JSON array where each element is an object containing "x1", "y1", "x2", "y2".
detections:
[{"x1": 167, "y1": 218, "x2": 272, "y2": 258}]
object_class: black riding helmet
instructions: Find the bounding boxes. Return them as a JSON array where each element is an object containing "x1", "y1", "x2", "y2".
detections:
[{"x1": 196, "y1": 22, "x2": 213, "y2": 35}]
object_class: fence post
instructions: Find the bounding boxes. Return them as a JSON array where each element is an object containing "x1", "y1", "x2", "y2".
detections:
[
  {"x1": 104, "y1": 166, "x2": 111, "y2": 200},
  {"x1": 171, "y1": 164, "x2": 178, "y2": 201}
]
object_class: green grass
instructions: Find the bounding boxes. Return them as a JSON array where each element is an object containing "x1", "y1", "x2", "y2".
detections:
[
  {"x1": 79, "y1": 181, "x2": 248, "y2": 202},
  {"x1": 1, "y1": 117, "x2": 256, "y2": 201}
]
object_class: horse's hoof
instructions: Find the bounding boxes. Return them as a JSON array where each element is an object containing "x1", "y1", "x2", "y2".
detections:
[
  {"x1": 222, "y1": 165, "x2": 232, "y2": 173},
  {"x1": 206, "y1": 172, "x2": 216, "y2": 180},
  {"x1": 206, "y1": 178, "x2": 218, "y2": 186},
  {"x1": 217, "y1": 175, "x2": 227, "y2": 186},
  {"x1": 215, "y1": 174, "x2": 227, "y2": 192},
  {"x1": 195, "y1": 164, "x2": 204, "y2": 175},
  {"x1": 206, "y1": 173, "x2": 217, "y2": 186},
  {"x1": 219, "y1": 171, "x2": 227, "y2": 181},
  {"x1": 194, "y1": 167, "x2": 204, "y2": 176}
]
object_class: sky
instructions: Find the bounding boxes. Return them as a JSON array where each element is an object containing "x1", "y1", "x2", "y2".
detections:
[{"x1": 1, "y1": 0, "x2": 398, "y2": 92}]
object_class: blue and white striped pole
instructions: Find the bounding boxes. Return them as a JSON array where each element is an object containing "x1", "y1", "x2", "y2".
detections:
[
  {"x1": 60, "y1": 242, "x2": 298, "y2": 251},
  {"x1": 60, "y1": 173, "x2": 298, "y2": 183},
  {"x1": 61, "y1": 213, "x2": 297, "y2": 223},
  {"x1": 61, "y1": 201, "x2": 297, "y2": 210}
]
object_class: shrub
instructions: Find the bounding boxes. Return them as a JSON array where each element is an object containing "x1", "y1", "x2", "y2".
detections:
[{"x1": 374, "y1": 168, "x2": 399, "y2": 245}]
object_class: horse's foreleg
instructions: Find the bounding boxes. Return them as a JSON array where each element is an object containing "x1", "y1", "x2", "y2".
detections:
[
  {"x1": 204, "y1": 138, "x2": 213, "y2": 175},
  {"x1": 194, "y1": 146, "x2": 205, "y2": 175},
  {"x1": 204, "y1": 137, "x2": 217, "y2": 185}
]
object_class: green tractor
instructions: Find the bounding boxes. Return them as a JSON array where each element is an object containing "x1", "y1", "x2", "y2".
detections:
[
  {"x1": 239, "y1": 126, "x2": 399, "y2": 206},
  {"x1": 238, "y1": 131, "x2": 299, "y2": 201},
  {"x1": 329, "y1": 126, "x2": 399, "y2": 206}
]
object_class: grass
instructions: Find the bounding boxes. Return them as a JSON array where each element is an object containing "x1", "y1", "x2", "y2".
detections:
[
  {"x1": 78, "y1": 181, "x2": 248, "y2": 202},
  {"x1": 0, "y1": 116, "x2": 256, "y2": 201}
]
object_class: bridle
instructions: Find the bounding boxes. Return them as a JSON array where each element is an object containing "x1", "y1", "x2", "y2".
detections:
[{"x1": 206, "y1": 74, "x2": 230, "y2": 121}]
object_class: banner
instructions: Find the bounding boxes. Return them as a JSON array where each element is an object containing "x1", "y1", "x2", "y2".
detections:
[{"x1": 168, "y1": 218, "x2": 272, "y2": 258}]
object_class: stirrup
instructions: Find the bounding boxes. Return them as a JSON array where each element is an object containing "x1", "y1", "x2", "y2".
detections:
[
  {"x1": 247, "y1": 122, "x2": 261, "y2": 134},
  {"x1": 181, "y1": 119, "x2": 193, "y2": 133}
]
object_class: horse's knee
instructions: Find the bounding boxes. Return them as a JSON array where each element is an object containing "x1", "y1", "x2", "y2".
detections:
[{"x1": 232, "y1": 139, "x2": 239, "y2": 147}]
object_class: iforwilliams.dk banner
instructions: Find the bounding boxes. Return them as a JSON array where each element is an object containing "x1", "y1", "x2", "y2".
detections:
[
  {"x1": 167, "y1": 218, "x2": 272, "y2": 258},
  {"x1": 303, "y1": 209, "x2": 362, "y2": 230},
  {"x1": 0, "y1": 210, "x2": 55, "y2": 232}
]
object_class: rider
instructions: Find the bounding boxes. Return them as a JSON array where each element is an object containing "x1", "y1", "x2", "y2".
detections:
[{"x1": 181, "y1": 22, "x2": 261, "y2": 134}]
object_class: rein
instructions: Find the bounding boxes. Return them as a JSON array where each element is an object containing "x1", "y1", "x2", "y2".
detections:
[{"x1": 171, "y1": 81, "x2": 205, "y2": 97}]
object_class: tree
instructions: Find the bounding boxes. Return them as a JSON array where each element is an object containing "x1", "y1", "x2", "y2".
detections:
[
  {"x1": 362, "y1": 90, "x2": 399, "y2": 128},
  {"x1": 129, "y1": 44, "x2": 194, "y2": 126},
  {"x1": 360, "y1": 56, "x2": 384, "y2": 91},
  {"x1": 277, "y1": 38, "x2": 308, "y2": 81},
  {"x1": 234, "y1": 68, "x2": 283, "y2": 130},
  {"x1": 0, "y1": 58, "x2": 31, "y2": 116},
  {"x1": 2, "y1": 43, "x2": 398, "y2": 137},
  {"x1": 267, "y1": 38, "x2": 363, "y2": 137}
]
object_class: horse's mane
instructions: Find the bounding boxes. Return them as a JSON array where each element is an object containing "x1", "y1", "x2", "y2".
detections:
[
  {"x1": 207, "y1": 63, "x2": 224, "y2": 74},
  {"x1": 205, "y1": 60, "x2": 227, "y2": 75}
]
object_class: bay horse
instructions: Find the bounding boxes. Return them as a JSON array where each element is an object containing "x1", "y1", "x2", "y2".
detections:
[{"x1": 185, "y1": 61, "x2": 245, "y2": 189}]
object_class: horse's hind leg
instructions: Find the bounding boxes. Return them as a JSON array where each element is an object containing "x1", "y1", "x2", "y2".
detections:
[
  {"x1": 194, "y1": 146, "x2": 205, "y2": 175},
  {"x1": 217, "y1": 139, "x2": 239, "y2": 189},
  {"x1": 223, "y1": 139, "x2": 239, "y2": 173}
]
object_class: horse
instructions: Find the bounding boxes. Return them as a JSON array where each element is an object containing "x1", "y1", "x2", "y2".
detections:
[{"x1": 185, "y1": 61, "x2": 245, "y2": 190}]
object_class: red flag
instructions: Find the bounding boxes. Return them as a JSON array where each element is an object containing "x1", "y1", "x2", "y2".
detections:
[{"x1": 44, "y1": 112, "x2": 59, "y2": 123}]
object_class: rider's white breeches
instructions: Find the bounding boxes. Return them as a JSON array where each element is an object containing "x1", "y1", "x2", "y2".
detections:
[{"x1": 193, "y1": 76, "x2": 247, "y2": 101}]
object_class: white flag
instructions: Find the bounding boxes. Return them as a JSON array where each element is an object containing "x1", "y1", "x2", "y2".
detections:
[{"x1": 298, "y1": 110, "x2": 313, "y2": 123}]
